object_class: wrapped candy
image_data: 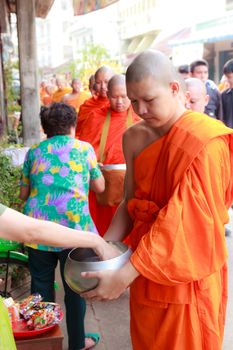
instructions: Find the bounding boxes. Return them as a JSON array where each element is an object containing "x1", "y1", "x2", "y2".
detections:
[
  {"x1": 19, "y1": 293, "x2": 42, "y2": 319},
  {"x1": 19, "y1": 295, "x2": 62, "y2": 330},
  {"x1": 26, "y1": 303, "x2": 62, "y2": 330}
]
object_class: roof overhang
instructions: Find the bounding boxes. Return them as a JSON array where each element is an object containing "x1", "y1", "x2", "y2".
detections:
[
  {"x1": 73, "y1": 0, "x2": 118, "y2": 15},
  {"x1": 170, "y1": 15, "x2": 233, "y2": 47},
  {"x1": 2, "y1": 0, "x2": 55, "y2": 19}
]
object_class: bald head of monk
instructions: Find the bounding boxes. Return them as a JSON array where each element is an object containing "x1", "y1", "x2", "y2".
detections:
[
  {"x1": 56, "y1": 78, "x2": 66, "y2": 91},
  {"x1": 107, "y1": 74, "x2": 130, "y2": 113},
  {"x1": 88, "y1": 74, "x2": 95, "y2": 95},
  {"x1": 185, "y1": 77, "x2": 209, "y2": 113},
  {"x1": 71, "y1": 78, "x2": 81, "y2": 94},
  {"x1": 95, "y1": 66, "x2": 114, "y2": 98},
  {"x1": 126, "y1": 50, "x2": 185, "y2": 131}
]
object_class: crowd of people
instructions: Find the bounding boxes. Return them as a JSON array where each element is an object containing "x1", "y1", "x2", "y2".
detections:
[
  {"x1": 178, "y1": 58, "x2": 233, "y2": 126},
  {"x1": 1, "y1": 51, "x2": 233, "y2": 350}
]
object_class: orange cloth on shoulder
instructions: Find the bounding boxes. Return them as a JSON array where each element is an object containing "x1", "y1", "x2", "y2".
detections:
[
  {"x1": 76, "y1": 96, "x2": 110, "y2": 138},
  {"x1": 64, "y1": 91, "x2": 90, "y2": 112},
  {"x1": 42, "y1": 94, "x2": 52, "y2": 106},
  {"x1": 127, "y1": 111, "x2": 233, "y2": 349},
  {"x1": 52, "y1": 87, "x2": 72, "y2": 103}
]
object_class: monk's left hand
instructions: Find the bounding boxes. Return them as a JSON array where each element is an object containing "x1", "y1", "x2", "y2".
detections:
[{"x1": 80, "y1": 262, "x2": 139, "y2": 301}]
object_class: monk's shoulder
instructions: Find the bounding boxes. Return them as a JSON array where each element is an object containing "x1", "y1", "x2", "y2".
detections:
[
  {"x1": 123, "y1": 121, "x2": 151, "y2": 152},
  {"x1": 63, "y1": 93, "x2": 72, "y2": 101},
  {"x1": 124, "y1": 120, "x2": 154, "y2": 138},
  {"x1": 124, "y1": 120, "x2": 162, "y2": 158}
]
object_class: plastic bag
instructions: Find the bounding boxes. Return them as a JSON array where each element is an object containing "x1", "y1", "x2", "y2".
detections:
[{"x1": 0, "y1": 297, "x2": 17, "y2": 350}]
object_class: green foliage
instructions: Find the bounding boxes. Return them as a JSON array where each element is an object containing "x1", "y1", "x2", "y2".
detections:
[
  {"x1": 0, "y1": 151, "x2": 22, "y2": 210},
  {"x1": 57, "y1": 43, "x2": 122, "y2": 89},
  {"x1": 3, "y1": 60, "x2": 21, "y2": 114}
]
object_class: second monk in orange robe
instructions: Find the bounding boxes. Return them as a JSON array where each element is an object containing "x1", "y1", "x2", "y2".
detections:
[
  {"x1": 52, "y1": 79, "x2": 72, "y2": 103},
  {"x1": 81, "y1": 51, "x2": 233, "y2": 350},
  {"x1": 79, "y1": 74, "x2": 140, "y2": 235},
  {"x1": 62, "y1": 78, "x2": 90, "y2": 112},
  {"x1": 75, "y1": 66, "x2": 114, "y2": 138}
]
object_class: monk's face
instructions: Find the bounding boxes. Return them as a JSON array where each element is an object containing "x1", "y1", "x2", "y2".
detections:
[
  {"x1": 95, "y1": 71, "x2": 113, "y2": 97},
  {"x1": 108, "y1": 84, "x2": 131, "y2": 112},
  {"x1": 72, "y1": 80, "x2": 81, "y2": 93},
  {"x1": 45, "y1": 85, "x2": 54, "y2": 96},
  {"x1": 56, "y1": 80, "x2": 65, "y2": 90},
  {"x1": 127, "y1": 76, "x2": 179, "y2": 128},
  {"x1": 185, "y1": 87, "x2": 209, "y2": 113}
]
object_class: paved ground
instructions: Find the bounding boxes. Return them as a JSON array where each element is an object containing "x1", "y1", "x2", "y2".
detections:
[{"x1": 57, "y1": 211, "x2": 233, "y2": 350}]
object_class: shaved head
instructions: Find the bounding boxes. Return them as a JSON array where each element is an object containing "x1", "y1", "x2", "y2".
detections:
[
  {"x1": 185, "y1": 77, "x2": 209, "y2": 113},
  {"x1": 125, "y1": 50, "x2": 186, "y2": 130},
  {"x1": 107, "y1": 74, "x2": 126, "y2": 95},
  {"x1": 185, "y1": 77, "x2": 207, "y2": 95},
  {"x1": 126, "y1": 50, "x2": 178, "y2": 86},
  {"x1": 107, "y1": 74, "x2": 130, "y2": 112},
  {"x1": 71, "y1": 78, "x2": 81, "y2": 85},
  {"x1": 94, "y1": 66, "x2": 114, "y2": 97},
  {"x1": 95, "y1": 66, "x2": 114, "y2": 80}
]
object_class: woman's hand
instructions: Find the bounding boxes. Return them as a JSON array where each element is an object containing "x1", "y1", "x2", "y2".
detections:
[{"x1": 94, "y1": 239, "x2": 121, "y2": 261}]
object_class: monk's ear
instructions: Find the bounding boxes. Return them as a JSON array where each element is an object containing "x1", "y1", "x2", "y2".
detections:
[{"x1": 169, "y1": 81, "x2": 180, "y2": 96}]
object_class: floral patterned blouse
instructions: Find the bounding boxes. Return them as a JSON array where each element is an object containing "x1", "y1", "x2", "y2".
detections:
[{"x1": 21, "y1": 135, "x2": 101, "y2": 252}]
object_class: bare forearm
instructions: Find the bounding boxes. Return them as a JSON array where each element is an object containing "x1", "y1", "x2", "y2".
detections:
[
  {"x1": 0, "y1": 207, "x2": 101, "y2": 250},
  {"x1": 32, "y1": 220, "x2": 101, "y2": 249},
  {"x1": 104, "y1": 200, "x2": 133, "y2": 241}
]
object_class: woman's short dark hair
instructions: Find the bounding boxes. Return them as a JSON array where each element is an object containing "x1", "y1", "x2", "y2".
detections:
[{"x1": 40, "y1": 103, "x2": 77, "y2": 138}]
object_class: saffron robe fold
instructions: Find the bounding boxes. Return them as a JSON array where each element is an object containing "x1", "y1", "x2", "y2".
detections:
[
  {"x1": 79, "y1": 106, "x2": 140, "y2": 235},
  {"x1": 63, "y1": 91, "x2": 90, "y2": 112},
  {"x1": 128, "y1": 111, "x2": 233, "y2": 350},
  {"x1": 75, "y1": 96, "x2": 110, "y2": 138},
  {"x1": 42, "y1": 94, "x2": 52, "y2": 106},
  {"x1": 52, "y1": 87, "x2": 72, "y2": 103}
]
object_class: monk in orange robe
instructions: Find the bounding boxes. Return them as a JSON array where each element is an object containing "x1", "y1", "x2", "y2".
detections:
[
  {"x1": 52, "y1": 79, "x2": 72, "y2": 103},
  {"x1": 75, "y1": 66, "x2": 114, "y2": 138},
  {"x1": 79, "y1": 74, "x2": 140, "y2": 235},
  {"x1": 62, "y1": 78, "x2": 90, "y2": 112},
  {"x1": 39, "y1": 81, "x2": 47, "y2": 104},
  {"x1": 81, "y1": 51, "x2": 233, "y2": 350},
  {"x1": 41, "y1": 85, "x2": 55, "y2": 106}
]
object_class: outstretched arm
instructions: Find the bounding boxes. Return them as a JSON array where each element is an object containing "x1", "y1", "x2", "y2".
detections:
[{"x1": 0, "y1": 205, "x2": 117, "y2": 261}]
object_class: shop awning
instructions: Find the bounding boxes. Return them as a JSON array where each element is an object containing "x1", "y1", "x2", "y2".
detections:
[
  {"x1": 73, "y1": 0, "x2": 118, "y2": 15},
  {"x1": 170, "y1": 15, "x2": 233, "y2": 46},
  {"x1": 151, "y1": 27, "x2": 191, "y2": 56}
]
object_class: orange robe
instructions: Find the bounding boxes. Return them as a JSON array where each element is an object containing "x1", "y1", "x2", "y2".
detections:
[
  {"x1": 39, "y1": 87, "x2": 47, "y2": 104},
  {"x1": 63, "y1": 91, "x2": 90, "y2": 112},
  {"x1": 42, "y1": 94, "x2": 52, "y2": 106},
  {"x1": 76, "y1": 96, "x2": 109, "y2": 138},
  {"x1": 52, "y1": 87, "x2": 72, "y2": 103},
  {"x1": 127, "y1": 111, "x2": 233, "y2": 350},
  {"x1": 79, "y1": 106, "x2": 140, "y2": 235}
]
